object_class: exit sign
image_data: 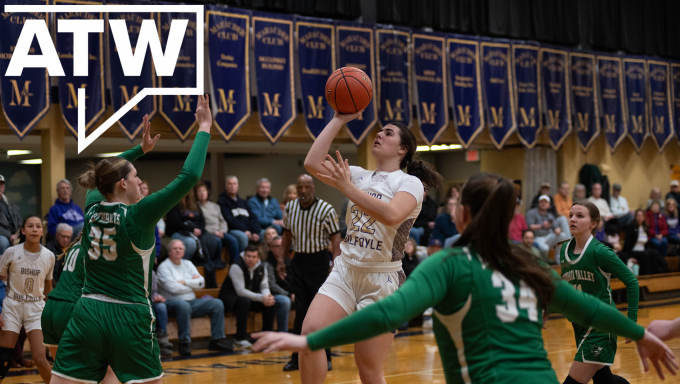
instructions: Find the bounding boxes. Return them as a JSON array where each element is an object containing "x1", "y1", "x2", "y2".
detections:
[{"x1": 466, "y1": 150, "x2": 479, "y2": 162}]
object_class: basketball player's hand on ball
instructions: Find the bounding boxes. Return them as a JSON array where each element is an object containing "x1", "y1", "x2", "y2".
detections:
[
  {"x1": 635, "y1": 329, "x2": 678, "y2": 379},
  {"x1": 251, "y1": 332, "x2": 309, "y2": 353},
  {"x1": 318, "y1": 150, "x2": 352, "y2": 191},
  {"x1": 140, "y1": 114, "x2": 160, "y2": 153},
  {"x1": 332, "y1": 109, "x2": 364, "y2": 125},
  {"x1": 195, "y1": 94, "x2": 212, "y2": 133}
]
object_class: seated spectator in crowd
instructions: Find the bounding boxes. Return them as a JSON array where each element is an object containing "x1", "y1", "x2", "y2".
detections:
[
  {"x1": 218, "y1": 176, "x2": 261, "y2": 252},
  {"x1": 609, "y1": 183, "x2": 634, "y2": 229},
  {"x1": 263, "y1": 236, "x2": 291, "y2": 333},
  {"x1": 426, "y1": 238, "x2": 442, "y2": 257},
  {"x1": 646, "y1": 201, "x2": 669, "y2": 257},
  {"x1": 195, "y1": 182, "x2": 238, "y2": 267},
  {"x1": 587, "y1": 183, "x2": 614, "y2": 221},
  {"x1": 0, "y1": 175, "x2": 21, "y2": 255},
  {"x1": 46, "y1": 179, "x2": 84, "y2": 240},
  {"x1": 667, "y1": 180, "x2": 680, "y2": 204},
  {"x1": 402, "y1": 238, "x2": 420, "y2": 278},
  {"x1": 166, "y1": 191, "x2": 221, "y2": 267},
  {"x1": 530, "y1": 182, "x2": 558, "y2": 216},
  {"x1": 219, "y1": 245, "x2": 275, "y2": 348},
  {"x1": 248, "y1": 178, "x2": 284, "y2": 235},
  {"x1": 573, "y1": 183, "x2": 587, "y2": 201},
  {"x1": 553, "y1": 181, "x2": 573, "y2": 218},
  {"x1": 621, "y1": 210, "x2": 669, "y2": 275},
  {"x1": 140, "y1": 181, "x2": 162, "y2": 258},
  {"x1": 665, "y1": 198, "x2": 680, "y2": 245},
  {"x1": 150, "y1": 270, "x2": 173, "y2": 356},
  {"x1": 526, "y1": 195, "x2": 570, "y2": 262},
  {"x1": 45, "y1": 223, "x2": 72, "y2": 285},
  {"x1": 520, "y1": 229, "x2": 542, "y2": 260},
  {"x1": 410, "y1": 192, "x2": 438, "y2": 245},
  {"x1": 605, "y1": 224, "x2": 622, "y2": 252},
  {"x1": 157, "y1": 240, "x2": 232, "y2": 355},
  {"x1": 440, "y1": 185, "x2": 460, "y2": 207},
  {"x1": 280, "y1": 184, "x2": 298, "y2": 214},
  {"x1": 648, "y1": 187, "x2": 665, "y2": 211},
  {"x1": 509, "y1": 199, "x2": 528, "y2": 243},
  {"x1": 432, "y1": 197, "x2": 459, "y2": 248}
]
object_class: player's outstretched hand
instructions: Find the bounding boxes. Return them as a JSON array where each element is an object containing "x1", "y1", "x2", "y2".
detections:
[
  {"x1": 636, "y1": 329, "x2": 679, "y2": 380},
  {"x1": 141, "y1": 114, "x2": 160, "y2": 153},
  {"x1": 195, "y1": 94, "x2": 212, "y2": 134},
  {"x1": 317, "y1": 150, "x2": 352, "y2": 191},
  {"x1": 252, "y1": 332, "x2": 310, "y2": 353}
]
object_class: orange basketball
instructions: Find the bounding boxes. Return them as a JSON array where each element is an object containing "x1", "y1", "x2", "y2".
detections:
[{"x1": 325, "y1": 67, "x2": 373, "y2": 114}]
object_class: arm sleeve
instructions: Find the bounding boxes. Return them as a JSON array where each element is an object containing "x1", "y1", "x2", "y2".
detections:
[
  {"x1": 596, "y1": 246, "x2": 639, "y2": 322},
  {"x1": 229, "y1": 265, "x2": 264, "y2": 302},
  {"x1": 307, "y1": 254, "x2": 451, "y2": 351},
  {"x1": 130, "y1": 132, "x2": 210, "y2": 229},
  {"x1": 85, "y1": 145, "x2": 145, "y2": 207},
  {"x1": 397, "y1": 177, "x2": 424, "y2": 205}
]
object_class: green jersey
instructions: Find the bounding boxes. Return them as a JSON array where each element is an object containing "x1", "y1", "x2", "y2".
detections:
[
  {"x1": 307, "y1": 246, "x2": 645, "y2": 384},
  {"x1": 81, "y1": 132, "x2": 210, "y2": 305},
  {"x1": 47, "y1": 242, "x2": 86, "y2": 303}
]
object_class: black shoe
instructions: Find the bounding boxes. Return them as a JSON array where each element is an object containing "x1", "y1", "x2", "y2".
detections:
[
  {"x1": 160, "y1": 347, "x2": 173, "y2": 357},
  {"x1": 209, "y1": 338, "x2": 233, "y2": 352},
  {"x1": 283, "y1": 360, "x2": 299, "y2": 371},
  {"x1": 327, "y1": 360, "x2": 332, "y2": 371},
  {"x1": 178, "y1": 343, "x2": 191, "y2": 356}
]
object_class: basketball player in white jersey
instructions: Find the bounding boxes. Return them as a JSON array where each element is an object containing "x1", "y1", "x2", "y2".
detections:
[
  {"x1": 0, "y1": 216, "x2": 55, "y2": 383},
  {"x1": 299, "y1": 110, "x2": 444, "y2": 383}
]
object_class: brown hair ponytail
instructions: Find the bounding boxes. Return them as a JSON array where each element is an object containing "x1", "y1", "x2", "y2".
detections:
[
  {"x1": 388, "y1": 121, "x2": 445, "y2": 191},
  {"x1": 78, "y1": 157, "x2": 132, "y2": 196}
]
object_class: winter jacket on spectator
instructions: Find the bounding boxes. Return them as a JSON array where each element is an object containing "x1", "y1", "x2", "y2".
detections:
[
  {"x1": 46, "y1": 199, "x2": 84, "y2": 236},
  {"x1": 248, "y1": 195, "x2": 282, "y2": 228},
  {"x1": 431, "y1": 212, "x2": 458, "y2": 243},
  {"x1": 646, "y1": 210, "x2": 669, "y2": 237},
  {"x1": 217, "y1": 192, "x2": 261, "y2": 233},
  {"x1": 219, "y1": 257, "x2": 269, "y2": 311},
  {"x1": 165, "y1": 204, "x2": 206, "y2": 236},
  {"x1": 0, "y1": 195, "x2": 21, "y2": 239}
]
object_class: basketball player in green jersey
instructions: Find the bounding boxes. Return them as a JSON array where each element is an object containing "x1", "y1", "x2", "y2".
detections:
[
  {"x1": 252, "y1": 172, "x2": 678, "y2": 383},
  {"x1": 560, "y1": 200, "x2": 640, "y2": 384},
  {"x1": 51, "y1": 95, "x2": 214, "y2": 384}
]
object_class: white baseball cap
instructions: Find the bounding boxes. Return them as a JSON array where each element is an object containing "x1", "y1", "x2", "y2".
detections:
[
  {"x1": 0, "y1": 174, "x2": 5, "y2": 183},
  {"x1": 538, "y1": 195, "x2": 550, "y2": 203},
  {"x1": 671, "y1": 180, "x2": 679, "y2": 187}
]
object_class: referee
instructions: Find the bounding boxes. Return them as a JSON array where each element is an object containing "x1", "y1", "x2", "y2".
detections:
[{"x1": 279, "y1": 174, "x2": 341, "y2": 372}]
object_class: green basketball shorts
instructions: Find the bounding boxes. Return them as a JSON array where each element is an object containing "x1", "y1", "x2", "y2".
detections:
[
  {"x1": 41, "y1": 298, "x2": 76, "y2": 347},
  {"x1": 573, "y1": 327, "x2": 617, "y2": 366}
]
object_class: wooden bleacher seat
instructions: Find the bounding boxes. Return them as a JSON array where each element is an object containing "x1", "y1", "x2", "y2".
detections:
[{"x1": 195, "y1": 265, "x2": 229, "y2": 285}]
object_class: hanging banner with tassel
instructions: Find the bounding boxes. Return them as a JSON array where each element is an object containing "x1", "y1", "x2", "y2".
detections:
[
  {"x1": 447, "y1": 35, "x2": 483, "y2": 149},
  {"x1": 413, "y1": 32, "x2": 448, "y2": 145}
]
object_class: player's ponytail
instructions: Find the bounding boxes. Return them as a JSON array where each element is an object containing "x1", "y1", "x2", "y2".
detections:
[
  {"x1": 78, "y1": 157, "x2": 132, "y2": 197},
  {"x1": 456, "y1": 173, "x2": 555, "y2": 307},
  {"x1": 389, "y1": 121, "x2": 445, "y2": 191}
]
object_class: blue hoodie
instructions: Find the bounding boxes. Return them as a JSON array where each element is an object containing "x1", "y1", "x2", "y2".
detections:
[{"x1": 47, "y1": 199, "x2": 84, "y2": 236}]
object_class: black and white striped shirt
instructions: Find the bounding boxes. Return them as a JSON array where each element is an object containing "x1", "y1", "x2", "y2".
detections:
[{"x1": 283, "y1": 198, "x2": 340, "y2": 254}]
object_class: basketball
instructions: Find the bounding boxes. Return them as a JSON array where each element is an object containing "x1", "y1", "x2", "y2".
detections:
[{"x1": 325, "y1": 67, "x2": 373, "y2": 114}]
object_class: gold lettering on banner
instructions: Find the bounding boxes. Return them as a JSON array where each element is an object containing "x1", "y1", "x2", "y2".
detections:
[
  {"x1": 163, "y1": 19, "x2": 196, "y2": 37},
  {"x1": 217, "y1": 89, "x2": 237, "y2": 114},
  {"x1": 604, "y1": 114, "x2": 616, "y2": 133},
  {"x1": 299, "y1": 30, "x2": 332, "y2": 50},
  {"x1": 2, "y1": 12, "x2": 46, "y2": 25},
  {"x1": 548, "y1": 110, "x2": 560, "y2": 130},
  {"x1": 384, "y1": 99, "x2": 404, "y2": 121},
  {"x1": 489, "y1": 107, "x2": 503, "y2": 127},
  {"x1": 650, "y1": 67, "x2": 666, "y2": 82},
  {"x1": 515, "y1": 52, "x2": 537, "y2": 68},
  {"x1": 173, "y1": 95, "x2": 193, "y2": 112},
  {"x1": 519, "y1": 107, "x2": 535, "y2": 127},
  {"x1": 9, "y1": 80, "x2": 32, "y2": 107},
  {"x1": 577, "y1": 112, "x2": 589, "y2": 132},
  {"x1": 307, "y1": 96, "x2": 325, "y2": 119},
  {"x1": 599, "y1": 62, "x2": 619, "y2": 78},
  {"x1": 210, "y1": 20, "x2": 247, "y2": 40},
  {"x1": 120, "y1": 85, "x2": 140, "y2": 111},
  {"x1": 457, "y1": 105, "x2": 471, "y2": 126},
  {"x1": 421, "y1": 103, "x2": 437, "y2": 124},
  {"x1": 415, "y1": 43, "x2": 442, "y2": 61},
  {"x1": 450, "y1": 46, "x2": 475, "y2": 64},
  {"x1": 255, "y1": 26, "x2": 290, "y2": 46},
  {"x1": 261, "y1": 92, "x2": 282, "y2": 117},
  {"x1": 543, "y1": 56, "x2": 565, "y2": 72},
  {"x1": 631, "y1": 115, "x2": 644, "y2": 134},
  {"x1": 66, "y1": 83, "x2": 88, "y2": 109},
  {"x1": 484, "y1": 49, "x2": 507, "y2": 67},
  {"x1": 380, "y1": 38, "x2": 407, "y2": 56},
  {"x1": 655, "y1": 116, "x2": 665, "y2": 134},
  {"x1": 340, "y1": 34, "x2": 370, "y2": 54}
]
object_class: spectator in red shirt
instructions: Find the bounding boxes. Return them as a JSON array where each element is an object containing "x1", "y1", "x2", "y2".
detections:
[
  {"x1": 646, "y1": 201, "x2": 668, "y2": 257},
  {"x1": 509, "y1": 199, "x2": 527, "y2": 243}
]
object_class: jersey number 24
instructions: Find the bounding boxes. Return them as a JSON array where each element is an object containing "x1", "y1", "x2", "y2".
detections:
[{"x1": 492, "y1": 270, "x2": 538, "y2": 323}]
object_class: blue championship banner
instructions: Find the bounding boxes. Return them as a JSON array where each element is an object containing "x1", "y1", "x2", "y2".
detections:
[
  {"x1": 376, "y1": 26, "x2": 411, "y2": 127},
  {"x1": 623, "y1": 57, "x2": 649, "y2": 152},
  {"x1": 647, "y1": 60, "x2": 674, "y2": 153},
  {"x1": 448, "y1": 35, "x2": 483, "y2": 149},
  {"x1": 0, "y1": 0, "x2": 50, "y2": 139},
  {"x1": 672, "y1": 62, "x2": 680, "y2": 144},
  {"x1": 296, "y1": 16, "x2": 335, "y2": 141},
  {"x1": 541, "y1": 47, "x2": 572, "y2": 150},
  {"x1": 413, "y1": 32, "x2": 448, "y2": 145},
  {"x1": 336, "y1": 22, "x2": 377, "y2": 145},
  {"x1": 253, "y1": 12, "x2": 296, "y2": 144},
  {"x1": 158, "y1": 9, "x2": 198, "y2": 141},
  {"x1": 512, "y1": 43, "x2": 541, "y2": 149},
  {"x1": 597, "y1": 56, "x2": 628, "y2": 153},
  {"x1": 107, "y1": 1, "x2": 156, "y2": 141},
  {"x1": 55, "y1": 0, "x2": 105, "y2": 138},
  {"x1": 481, "y1": 39, "x2": 516, "y2": 149},
  {"x1": 207, "y1": 6, "x2": 250, "y2": 142},
  {"x1": 570, "y1": 52, "x2": 599, "y2": 152}
]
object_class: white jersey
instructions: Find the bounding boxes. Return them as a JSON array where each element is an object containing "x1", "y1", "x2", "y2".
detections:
[
  {"x1": 340, "y1": 166, "x2": 424, "y2": 270},
  {"x1": 0, "y1": 244, "x2": 54, "y2": 302}
]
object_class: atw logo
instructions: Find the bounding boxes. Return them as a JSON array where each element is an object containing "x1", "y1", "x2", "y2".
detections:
[{"x1": 3, "y1": 4, "x2": 204, "y2": 153}]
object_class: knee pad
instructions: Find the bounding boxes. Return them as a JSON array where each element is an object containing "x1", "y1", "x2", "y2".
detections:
[
  {"x1": 563, "y1": 375, "x2": 584, "y2": 384},
  {"x1": 592, "y1": 366, "x2": 613, "y2": 384},
  {"x1": 0, "y1": 346, "x2": 14, "y2": 379}
]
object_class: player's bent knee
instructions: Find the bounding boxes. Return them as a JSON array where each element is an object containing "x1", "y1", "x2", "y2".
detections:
[{"x1": 0, "y1": 347, "x2": 14, "y2": 379}]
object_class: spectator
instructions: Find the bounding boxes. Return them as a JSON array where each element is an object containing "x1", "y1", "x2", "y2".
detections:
[
  {"x1": 427, "y1": 238, "x2": 442, "y2": 257},
  {"x1": 0, "y1": 174, "x2": 21, "y2": 255},
  {"x1": 621, "y1": 210, "x2": 668, "y2": 275},
  {"x1": 525, "y1": 195, "x2": 570, "y2": 262},
  {"x1": 219, "y1": 244, "x2": 275, "y2": 349},
  {"x1": 402, "y1": 237, "x2": 420, "y2": 277},
  {"x1": 195, "y1": 182, "x2": 238, "y2": 267},
  {"x1": 157, "y1": 240, "x2": 231, "y2": 355},
  {"x1": 218, "y1": 176, "x2": 261, "y2": 252},
  {"x1": 646, "y1": 201, "x2": 669, "y2": 257},
  {"x1": 609, "y1": 183, "x2": 634, "y2": 229},
  {"x1": 573, "y1": 183, "x2": 587, "y2": 201},
  {"x1": 667, "y1": 180, "x2": 680, "y2": 204},
  {"x1": 509, "y1": 199, "x2": 528, "y2": 243},
  {"x1": 263, "y1": 236, "x2": 292, "y2": 333},
  {"x1": 647, "y1": 187, "x2": 665, "y2": 211},
  {"x1": 140, "y1": 181, "x2": 162, "y2": 257},
  {"x1": 46, "y1": 179, "x2": 84, "y2": 240},
  {"x1": 45, "y1": 223, "x2": 72, "y2": 285},
  {"x1": 605, "y1": 224, "x2": 623, "y2": 252},
  {"x1": 665, "y1": 198, "x2": 680, "y2": 245},
  {"x1": 150, "y1": 270, "x2": 173, "y2": 356},
  {"x1": 553, "y1": 181, "x2": 573, "y2": 218},
  {"x1": 248, "y1": 178, "x2": 284, "y2": 235},
  {"x1": 432, "y1": 197, "x2": 458, "y2": 248},
  {"x1": 262, "y1": 227, "x2": 278, "y2": 249},
  {"x1": 587, "y1": 183, "x2": 614, "y2": 221},
  {"x1": 520, "y1": 229, "x2": 542, "y2": 260},
  {"x1": 280, "y1": 184, "x2": 298, "y2": 213},
  {"x1": 440, "y1": 185, "x2": 460, "y2": 207},
  {"x1": 410, "y1": 192, "x2": 438, "y2": 245},
  {"x1": 166, "y1": 192, "x2": 221, "y2": 267},
  {"x1": 530, "y1": 182, "x2": 558, "y2": 216}
]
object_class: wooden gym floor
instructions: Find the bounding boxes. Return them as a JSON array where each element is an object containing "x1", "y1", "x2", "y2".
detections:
[{"x1": 4, "y1": 300, "x2": 680, "y2": 384}]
